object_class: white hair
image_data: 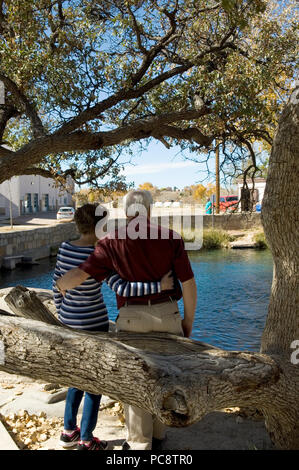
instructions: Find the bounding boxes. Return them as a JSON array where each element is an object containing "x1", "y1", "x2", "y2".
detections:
[{"x1": 123, "y1": 190, "x2": 153, "y2": 217}]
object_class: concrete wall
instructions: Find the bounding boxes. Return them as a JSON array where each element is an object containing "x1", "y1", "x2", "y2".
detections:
[
  {"x1": 0, "y1": 175, "x2": 74, "y2": 217},
  {"x1": 0, "y1": 178, "x2": 20, "y2": 218},
  {"x1": 201, "y1": 213, "x2": 262, "y2": 230}
]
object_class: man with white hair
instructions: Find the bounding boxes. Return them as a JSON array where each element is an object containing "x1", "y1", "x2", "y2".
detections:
[{"x1": 57, "y1": 189, "x2": 197, "y2": 450}]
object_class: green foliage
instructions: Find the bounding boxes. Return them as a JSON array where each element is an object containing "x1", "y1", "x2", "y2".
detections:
[
  {"x1": 0, "y1": 0, "x2": 298, "y2": 185},
  {"x1": 254, "y1": 231, "x2": 269, "y2": 249},
  {"x1": 202, "y1": 229, "x2": 234, "y2": 249},
  {"x1": 182, "y1": 228, "x2": 234, "y2": 249}
]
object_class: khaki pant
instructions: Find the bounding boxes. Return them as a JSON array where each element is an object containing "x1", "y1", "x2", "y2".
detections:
[{"x1": 116, "y1": 300, "x2": 183, "y2": 450}]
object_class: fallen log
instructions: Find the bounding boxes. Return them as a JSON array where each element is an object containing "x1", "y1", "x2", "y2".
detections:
[
  {"x1": 0, "y1": 311, "x2": 281, "y2": 427},
  {"x1": 1, "y1": 286, "x2": 298, "y2": 449}
]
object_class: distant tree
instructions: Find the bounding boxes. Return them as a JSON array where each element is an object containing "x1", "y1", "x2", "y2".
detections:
[
  {"x1": 73, "y1": 189, "x2": 91, "y2": 207},
  {"x1": 73, "y1": 179, "x2": 130, "y2": 206},
  {"x1": 190, "y1": 184, "x2": 207, "y2": 202},
  {"x1": 138, "y1": 182, "x2": 155, "y2": 191},
  {"x1": 206, "y1": 183, "x2": 216, "y2": 198}
]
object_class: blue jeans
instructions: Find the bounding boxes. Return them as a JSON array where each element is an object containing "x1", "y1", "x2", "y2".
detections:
[
  {"x1": 62, "y1": 321, "x2": 109, "y2": 441},
  {"x1": 64, "y1": 388, "x2": 102, "y2": 441}
]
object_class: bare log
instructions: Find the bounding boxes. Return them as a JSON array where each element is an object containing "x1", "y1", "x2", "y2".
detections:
[
  {"x1": 4, "y1": 286, "x2": 61, "y2": 326},
  {"x1": 0, "y1": 288, "x2": 298, "y2": 448},
  {"x1": 0, "y1": 314, "x2": 281, "y2": 425},
  {"x1": 2, "y1": 287, "x2": 298, "y2": 448}
]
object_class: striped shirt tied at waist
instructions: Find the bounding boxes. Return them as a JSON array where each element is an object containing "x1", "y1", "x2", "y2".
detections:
[{"x1": 53, "y1": 241, "x2": 161, "y2": 331}]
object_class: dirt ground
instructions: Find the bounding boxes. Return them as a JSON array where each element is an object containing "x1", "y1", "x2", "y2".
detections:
[{"x1": 0, "y1": 370, "x2": 275, "y2": 451}]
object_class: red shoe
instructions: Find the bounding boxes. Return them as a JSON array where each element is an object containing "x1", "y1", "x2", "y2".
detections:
[
  {"x1": 59, "y1": 427, "x2": 80, "y2": 448},
  {"x1": 76, "y1": 437, "x2": 108, "y2": 450}
]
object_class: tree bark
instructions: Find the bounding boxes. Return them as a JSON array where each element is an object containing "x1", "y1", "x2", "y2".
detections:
[
  {"x1": 258, "y1": 82, "x2": 299, "y2": 451},
  {"x1": 261, "y1": 83, "x2": 299, "y2": 355},
  {"x1": 0, "y1": 313, "x2": 282, "y2": 425},
  {"x1": 4, "y1": 286, "x2": 61, "y2": 326}
]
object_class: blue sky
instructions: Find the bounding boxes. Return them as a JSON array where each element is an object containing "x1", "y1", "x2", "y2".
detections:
[{"x1": 119, "y1": 141, "x2": 216, "y2": 189}]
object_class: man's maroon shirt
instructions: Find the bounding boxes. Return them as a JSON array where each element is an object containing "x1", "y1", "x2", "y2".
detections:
[{"x1": 79, "y1": 217, "x2": 194, "y2": 309}]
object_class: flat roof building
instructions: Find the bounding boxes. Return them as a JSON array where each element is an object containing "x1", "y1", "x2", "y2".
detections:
[{"x1": 0, "y1": 174, "x2": 74, "y2": 219}]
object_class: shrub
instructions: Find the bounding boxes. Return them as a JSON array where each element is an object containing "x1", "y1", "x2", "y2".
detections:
[
  {"x1": 254, "y1": 232, "x2": 268, "y2": 249},
  {"x1": 181, "y1": 229, "x2": 234, "y2": 249},
  {"x1": 202, "y1": 229, "x2": 233, "y2": 249}
]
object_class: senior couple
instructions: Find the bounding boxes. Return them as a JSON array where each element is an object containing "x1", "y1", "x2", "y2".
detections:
[{"x1": 54, "y1": 189, "x2": 197, "y2": 451}]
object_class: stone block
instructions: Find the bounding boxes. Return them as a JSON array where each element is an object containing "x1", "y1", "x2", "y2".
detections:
[
  {"x1": 2, "y1": 256, "x2": 23, "y2": 270},
  {"x1": 6, "y1": 245, "x2": 13, "y2": 256},
  {"x1": 0, "y1": 246, "x2": 7, "y2": 256}
]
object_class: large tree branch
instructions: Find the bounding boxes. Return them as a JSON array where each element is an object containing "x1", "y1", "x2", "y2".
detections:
[
  {"x1": 0, "y1": 74, "x2": 45, "y2": 138},
  {"x1": 16, "y1": 167, "x2": 56, "y2": 178},
  {"x1": 2, "y1": 285, "x2": 298, "y2": 449},
  {"x1": 0, "y1": 107, "x2": 211, "y2": 182},
  {"x1": 0, "y1": 104, "x2": 20, "y2": 141},
  {"x1": 152, "y1": 124, "x2": 213, "y2": 147},
  {"x1": 54, "y1": 64, "x2": 192, "y2": 136},
  {"x1": 0, "y1": 144, "x2": 14, "y2": 158},
  {"x1": 127, "y1": 5, "x2": 148, "y2": 55},
  {"x1": 54, "y1": 34, "x2": 237, "y2": 137},
  {"x1": 128, "y1": 6, "x2": 178, "y2": 87}
]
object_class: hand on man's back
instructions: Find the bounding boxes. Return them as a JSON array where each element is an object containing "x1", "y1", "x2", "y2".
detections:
[{"x1": 161, "y1": 270, "x2": 174, "y2": 291}]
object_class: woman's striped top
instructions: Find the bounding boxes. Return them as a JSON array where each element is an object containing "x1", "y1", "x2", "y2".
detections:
[{"x1": 53, "y1": 241, "x2": 161, "y2": 331}]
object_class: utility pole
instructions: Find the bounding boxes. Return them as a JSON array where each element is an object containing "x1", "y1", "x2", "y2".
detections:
[
  {"x1": 0, "y1": 82, "x2": 13, "y2": 228},
  {"x1": 215, "y1": 142, "x2": 220, "y2": 214}
]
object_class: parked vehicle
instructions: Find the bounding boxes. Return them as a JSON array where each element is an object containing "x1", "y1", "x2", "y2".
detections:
[
  {"x1": 214, "y1": 195, "x2": 238, "y2": 212},
  {"x1": 57, "y1": 206, "x2": 75, "y2": 220}
]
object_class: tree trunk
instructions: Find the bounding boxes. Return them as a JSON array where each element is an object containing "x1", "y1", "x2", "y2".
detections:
[
  {"x1": 4, "y1": 286, "x2": 61, "y2": 326},
  {"x1": 261, "y1": 84, "x2": 299, "y2": 355},
  {"x1": 259, "y1": 83, "x2": 299, "y2": 450}
]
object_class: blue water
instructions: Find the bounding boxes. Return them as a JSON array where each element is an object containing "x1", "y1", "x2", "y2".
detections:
[{"x1": 0, "y1": 250, "x2": 273, "y2": 352}]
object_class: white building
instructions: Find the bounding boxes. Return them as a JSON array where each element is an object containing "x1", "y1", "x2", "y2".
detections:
[{"x1": 0, "y1": 174, "x2": 75, "y2": 218}]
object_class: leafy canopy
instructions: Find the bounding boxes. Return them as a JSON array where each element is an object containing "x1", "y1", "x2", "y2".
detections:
[{"x1": 0, "y1": 0, "x2": 297, "y2": 187}]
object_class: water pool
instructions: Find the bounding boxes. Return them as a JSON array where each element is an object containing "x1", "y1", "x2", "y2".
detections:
[{"x1": 0, "y1": 249, "x2": 273, "y2": 352}]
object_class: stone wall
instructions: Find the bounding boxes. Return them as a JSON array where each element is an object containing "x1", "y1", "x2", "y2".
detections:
[
  {"x1": 0, "y1": 222, "x2": 79, "y2": 266},
  {"x1": 107, "y1": 213, "x2": 262, "y2": 232},
  {"x1": 201, "y1": 213, "x2": 262, "y2": 231},
  {"x1": 0, "y1": 213, "x2": 262, "y2": 268}
]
